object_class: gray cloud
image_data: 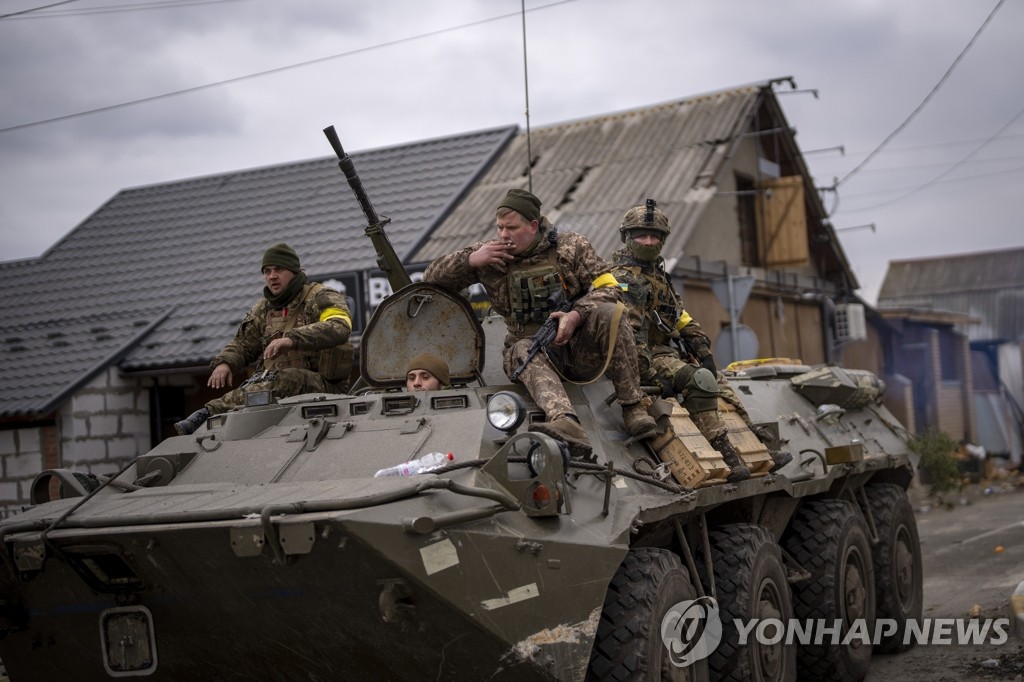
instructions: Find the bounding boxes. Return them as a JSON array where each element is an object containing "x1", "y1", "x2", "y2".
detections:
[{"x1": 2, "y1": 0, "x2": 1022, "y2": 303}]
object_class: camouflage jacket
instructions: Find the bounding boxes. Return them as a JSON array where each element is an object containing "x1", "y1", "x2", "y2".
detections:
[
  {"x1": 610, "y1": 247, "x2": 711, "y2": 360},
  {"x1": 212, "y1": 282, "x2": 352, "y2": 374},
  {"x1": 424, "y1": 227, "x2": 620, "y2": 341}
]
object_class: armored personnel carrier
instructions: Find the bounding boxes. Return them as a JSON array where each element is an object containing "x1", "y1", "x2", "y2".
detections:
[{"x1": 0, "y1": 142, "x2": 922, "y2": 682}]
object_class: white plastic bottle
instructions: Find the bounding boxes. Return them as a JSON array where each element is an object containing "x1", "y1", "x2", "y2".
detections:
[{"x1": 373, "y1": 452, "x2": 454, "y2": 478}]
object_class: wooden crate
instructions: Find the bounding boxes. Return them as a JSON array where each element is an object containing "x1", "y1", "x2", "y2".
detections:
[
  {"x1": 648, "y1": 404, "x2": 729, "y2": 488},
  {"x1": 718, "y1": 398, "x2": 773, "y2": 477}
]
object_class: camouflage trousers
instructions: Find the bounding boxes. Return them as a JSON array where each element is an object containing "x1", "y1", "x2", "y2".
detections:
[
  {"x1": 206, "y1": 368, "x2": 348, "y2": 415},
  {"x1": 503, "y1": 302, "x2": 645, "y2": 421},
  {"x1": 646, "y1": 353, "x2": 729, "y2": 442}
]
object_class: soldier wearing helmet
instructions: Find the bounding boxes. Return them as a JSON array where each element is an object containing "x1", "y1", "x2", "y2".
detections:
[{"x1": 611, "y1": 200, "x2": 789, "y2": 481}]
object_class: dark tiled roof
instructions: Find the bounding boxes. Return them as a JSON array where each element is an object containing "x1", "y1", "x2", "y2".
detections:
[
  {"x1": 0, "y1": 126, "x2": 516, "y2": 417},
  {"x1": 1, "y1": 310, "x2": 166, "y2": 416},
  {"x1": 411, "y1": 86, "x2": 763, "y2": 264}
]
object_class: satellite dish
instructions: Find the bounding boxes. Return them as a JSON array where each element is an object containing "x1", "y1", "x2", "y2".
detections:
[{"x1": 715, "y1": 324, "x2": 759, "y2": 366}]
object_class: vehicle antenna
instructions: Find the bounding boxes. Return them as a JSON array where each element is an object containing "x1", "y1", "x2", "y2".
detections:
[{"x1": 520, "y1": 0, "x2": 533, "y2": 193}]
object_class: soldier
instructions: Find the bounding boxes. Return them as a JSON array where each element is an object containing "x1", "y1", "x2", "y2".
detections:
[
  {"x1": 611, "y1": 201, "x2": 790, "y2": 482},
  {"x1": 424, "y1": 188, "x2": 656, "y2": 459},
  {"x1": 174, "y1": 243, "x2": 354, "y2": 435},
  {"x1": 406, "y1": 353, "x2": 449, "y2": 392}
]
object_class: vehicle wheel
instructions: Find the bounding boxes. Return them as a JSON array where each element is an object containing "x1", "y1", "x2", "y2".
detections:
[
  {"x1": 587, "y1": 548, "x2": 709, "y2": 682},
  {"x1": 702, "y1": 523, "x2": 796, "y2": 682},
  {"x1": 783, "y1": 498, "x2": 875, "y2": 682},
  {"x1": 864, "y1": 483, "x2": 923, "y2": 653}
]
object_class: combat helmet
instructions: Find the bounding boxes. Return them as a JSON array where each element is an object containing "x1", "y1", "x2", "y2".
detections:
[{"x1": 619, "y1": 198, "x2": 670, "y2": 242}]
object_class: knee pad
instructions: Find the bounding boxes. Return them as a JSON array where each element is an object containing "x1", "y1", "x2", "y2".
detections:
[{"x1": 674, "y1": 366, "x2": 720, "y2": 414}]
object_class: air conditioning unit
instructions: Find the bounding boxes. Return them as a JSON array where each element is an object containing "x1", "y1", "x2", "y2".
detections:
[{"x1": 834, "y1": 303, "x2": 867, "y2": 343}]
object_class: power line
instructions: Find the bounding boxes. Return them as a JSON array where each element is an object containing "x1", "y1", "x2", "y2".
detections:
[
  {"x1": 838, "y1": 160, "x2": 1024, "y2": 207},
  {"x1": 838, "y1": 100, "x2": 1024, "y2": 211},
  {"x1": 3, "y1": 0, "x2": 245, "y2": 20},
  {"x1": 0, "y1": 0, "x2": 583, "y2": 135},
  {"x1": 0, "y1": 0, "x2": 78, "y2": 20},
  {"x1": 835, "y1": 0, "x2": 1006, "y2": 188}
]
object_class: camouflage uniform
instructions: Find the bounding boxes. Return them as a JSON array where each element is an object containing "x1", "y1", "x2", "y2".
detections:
[
  {"x1": 424, "y1": 222, "x2": 647, "y2": 421},
  {"x1": 611, "y1": 247, "x2": 734, "y2": 440},
  {"x1": 206, "y1": 281, "x2": 353, "y2": 414},
  {"x1": 611, "y1": 201, "x2": 755, "y2": 481}
]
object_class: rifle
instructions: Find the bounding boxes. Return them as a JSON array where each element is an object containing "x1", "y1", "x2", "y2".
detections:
[
  {"x1": 322, "y1": 125, "x2": 412, "y2": 292},
  {"x1": 510, "y1": 288, "x2": 573, "y2": 382},
  {"x1": 652, "y1": 309, "x2": 717, "y2": 374}
]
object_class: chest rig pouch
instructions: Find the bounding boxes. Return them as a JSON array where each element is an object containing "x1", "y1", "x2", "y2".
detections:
[
  {"x1": 508, "y1": 249, "x2": 562, "y2": 328},
  {"x1": 643, "y1": 271, "x2": 679, "y2": 347},
  {"x1": 263, "y1": 284, "x2": 317, "y2": 371}
]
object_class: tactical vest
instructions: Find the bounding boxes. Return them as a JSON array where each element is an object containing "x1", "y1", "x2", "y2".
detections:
[
  {"x1": 263, "y1": 283, "x2": 320, "y2": 371},
  {"x1": 507, "y1": 248, "x2": 562, "y2": 331},
  {"x1": 619, "y1": 265, "x2": 679, "y2": 347}
]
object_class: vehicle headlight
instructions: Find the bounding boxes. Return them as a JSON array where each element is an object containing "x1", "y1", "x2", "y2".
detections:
[{"x1": 487, "y1": 391, "x2": 526, "y2": 432}]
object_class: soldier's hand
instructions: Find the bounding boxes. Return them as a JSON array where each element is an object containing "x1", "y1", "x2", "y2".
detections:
[
  {"x1": 264, "y1": 337, "x2": 294, "y2": 361},
  {"x1": 551, "y1": 310, "x2": 581, "y2": 346},
  {"x1": 700, "y1": 353, "x2": 717, "y2": 376},
  {"x1": 468, "y1": 239, "x2": 516, "y2": 267},
  {"x1": 208, "y1": 363, "x2": 233, "y2": 390}
]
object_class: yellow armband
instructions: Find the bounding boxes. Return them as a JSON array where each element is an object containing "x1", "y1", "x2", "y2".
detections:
[
  {"x1": 675, "y1": 310, "x2": 693, "y2": 331},
  {"x1": 592, "y1": 273, "x2": 620, "y2": 289},
  {"x1": 320, "y1": 308, "x2": 352, "y2": 327}
]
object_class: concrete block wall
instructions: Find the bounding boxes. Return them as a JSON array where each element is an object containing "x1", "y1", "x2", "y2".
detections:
[
  {"x1": 61, "y1": 367, "x2": 151, "y2": 474},
  {"x1": 0, "y1": 368, "x2": 154, "y2": 519}
]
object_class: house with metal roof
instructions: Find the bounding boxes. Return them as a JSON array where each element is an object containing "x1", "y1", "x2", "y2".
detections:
[
  {"x1": 0, "y1": 79, "x2": 891, "y2": 517},
  {"x1": 413, "y1": 79, "x2": 884, "y2": 373},
  {"x1": 878, "y1": 247, "x2": 1024, "y2": 462}
]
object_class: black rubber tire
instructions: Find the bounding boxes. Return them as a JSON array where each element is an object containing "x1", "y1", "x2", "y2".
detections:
[
  {"x1": 587, "y1": 548, "x2": 709, "y2": 682},
  {"x1": 783, "y1": 498, "x2": 876, "y2": 682},
  {"x1": 702, "y1": 523, "x2": 797, "y2": 682},
  {"x1": 864, "y1": 483, "x2": 923, "y2": 653}
]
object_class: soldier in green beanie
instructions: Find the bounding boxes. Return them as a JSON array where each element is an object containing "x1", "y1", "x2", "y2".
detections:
[
  {"x1": 174, "y1": 243, "x2": 355, "y2": 435},
  {"x1": 424, "y1": 188, "x2": 658, "y2": 459}
]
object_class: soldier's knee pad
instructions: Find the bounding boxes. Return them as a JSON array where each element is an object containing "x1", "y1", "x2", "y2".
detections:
[{"x1": 675, "y1": 366, "x2": 720, "y2": 414}]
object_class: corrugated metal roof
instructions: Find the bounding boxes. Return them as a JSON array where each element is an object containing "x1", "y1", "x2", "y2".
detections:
[
  {"x1": 877, "y1": 246, "x2": 1024, "y2": 341},
  {"x1": 411, "y1": 86, "x2": 761, "y2": 264},
  {"x1": 0, "y1": 126, "x2": 515, "y2": 417}
]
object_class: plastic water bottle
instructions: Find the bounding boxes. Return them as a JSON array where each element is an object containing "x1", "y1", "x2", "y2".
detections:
[{"x1": 373, "y1": 452, "x2": 454, "y2": 478}]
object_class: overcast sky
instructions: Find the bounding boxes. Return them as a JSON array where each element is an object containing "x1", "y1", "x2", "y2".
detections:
[{"x1": 1, "y1": 0, "x2": 1022, "y2": 304}]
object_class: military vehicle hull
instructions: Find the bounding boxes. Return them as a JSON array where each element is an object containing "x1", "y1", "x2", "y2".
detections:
[{"x1": 0, "y1": 283, "x2": 921, "y2": 681}]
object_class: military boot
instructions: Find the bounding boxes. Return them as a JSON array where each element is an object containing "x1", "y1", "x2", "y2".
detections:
[
  {"x1": 529, "y1": 415, "x2": 593, "y2": 460},
  {"x1": 621, "y1": 396, "x2": 657, "y2": 438},
  {"x1": 709, "y1": 433, "x2": 750, "y2": 483},
  {"x1": 174, "y1": 407, "x2": 210, "y2": 436}
]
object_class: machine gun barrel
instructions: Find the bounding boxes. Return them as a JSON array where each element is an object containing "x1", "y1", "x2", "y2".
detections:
[{"x1": 323, "y1": 125, "x2": 412, "y2": 291}]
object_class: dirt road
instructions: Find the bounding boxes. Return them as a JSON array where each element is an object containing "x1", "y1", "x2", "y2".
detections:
[{"x1": 865, "y1": 480, "x2": 1024, "y2": 681}]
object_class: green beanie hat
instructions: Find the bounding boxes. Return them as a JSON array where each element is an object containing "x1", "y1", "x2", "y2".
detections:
[
  {"x1": 406, "y1": 352, "x2": 450, "y2": 386},
  {"x1": 497, "y1": 189, "x2": 542, "y2": 223},
  {"x1": 261, "y1": 243, "x2": 301, "y2": 273}
]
